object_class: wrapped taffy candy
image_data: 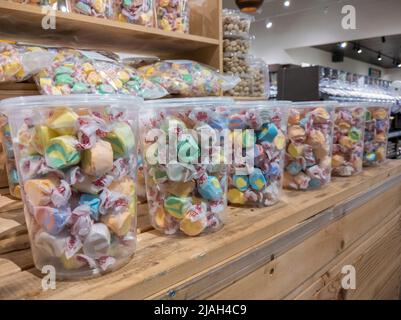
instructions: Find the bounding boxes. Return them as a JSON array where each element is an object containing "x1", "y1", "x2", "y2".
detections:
[
  {"x1": 71, "y1": 0, "x2": 117, "y2": 18},
  {"x1": 363, "y1": 104, "x2": 391, "y2": 166},
  {"x1": 227, "y1": 101, "x2": 289, "y2": 207},
  {"x1": 284, "y1": 102, "x2": 336, "y2": 191},
  {"x1": 138, "y1": 60, "x2": 240, "y2": 97},
  {"x1": 0, "y1": 95, "x2": 142, "y2": 279},
  {"x1": 332, "y1": 103, "x2": 366, "y2": 177},
  {"x1": 0, "y1": 42, "x2": 53, "y2": 83},
  {"x1": 35, "y1": 49, "x2": 168, "y2": 99},
  {"x1": 117, "y1": 0, "x2": 155, "y2": 27},
  {"x1": 140, "y1": 98, "x2": 233, "y2": 236},
  {"x1": 156, "y1": 0, "x2": 189, "y2": 33},
  {"x1": 0, "y1": 117, "x2": 21, "y2": 198}
]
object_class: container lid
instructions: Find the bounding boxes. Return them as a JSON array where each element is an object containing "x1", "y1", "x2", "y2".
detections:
[
  {"x1": 0, "y1": 94, "x2": 143, "y2": 114},
  {"x1": 291, "y1": 101, "x2": 339, "y2": 109},
  {"x1": 144, "y1": 97, "x2": 235, "y2": 108}
]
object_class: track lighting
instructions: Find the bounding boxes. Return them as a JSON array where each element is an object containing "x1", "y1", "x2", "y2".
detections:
[{"x1": 377, "y1": 52, "x2": 382, "y2": 61}]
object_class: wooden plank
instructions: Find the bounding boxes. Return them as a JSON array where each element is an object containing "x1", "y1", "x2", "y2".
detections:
[
  {"x1": 0, "y1": 1, "x2": 221, "y2": 69},
  {"x1": 0, "y1": 233, "x2": 30, "y2": 255},
  {"x1": 0, "y1": 270, "x2": 43, "y2": 300},
  {"x1": 207, "y1": 184, "x2": 401, "y2": 300},
  {"x1": 1, "y1": 249, "x2": 34, "y2": 271},
  {"x1": 374, "y1": 266, "x2": 401, "y2": 300},
  {"x1": 292, "y1": 213, "x2": 401, "y2": 300},
  {"x1": 0, "y1": 195, "x2": 23, "y2": 213},
  {"x1": 0, "y1": 162, "x2": 400, "y2": 299}
]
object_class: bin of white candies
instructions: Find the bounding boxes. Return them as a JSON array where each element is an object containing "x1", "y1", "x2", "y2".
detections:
[
  {"x1": 332, "y1": 103, "x2": 366, "y2": 177},
  {"x1": 284, "y1": 101, "x2": 336, "y2": 191},
  {"x1": 363, "y1": 103, "x2": 391, "y2": 167},
  {"x1": 0, "y1": 95, "x2": 142, "y2": 280},
  {"x1": 140, "y1": 98, "x2": 233, "y2": 237},
  {"x1": 227, "y1": 101, "x2": 289, "y2": 207}
]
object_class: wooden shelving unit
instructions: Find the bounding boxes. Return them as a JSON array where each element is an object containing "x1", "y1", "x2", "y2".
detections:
[{"x1": 0, "y1": 0, "x2": 223, "y2": 70}]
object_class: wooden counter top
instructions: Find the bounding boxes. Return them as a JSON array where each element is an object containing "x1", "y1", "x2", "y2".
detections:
[{"x1": 1, "y1": 160, "x2": 401, "y2": 300}]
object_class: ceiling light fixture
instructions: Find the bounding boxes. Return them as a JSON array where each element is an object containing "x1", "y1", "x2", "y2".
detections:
[
  {"x1": 357, "y1": 48, "x2": 362, "y2": 54},
  {"x1": 340, "y1": 42, "x2": 348, "y2": 49},
  {"x1": 266, "y1": 20, "x2": 273, "y2": 28},
  {"x1": 377, "y1": 52, "x2": 382, "y2": 61},
  {"x1": 398, "y1": 62, "x2": 401, "y2": 68},
  {"x1": 235, "y1": 0, "x2": 264, "y2": 13},
  {"x1": 284, "y1": 0, "x2": 290, "y2": 7}
]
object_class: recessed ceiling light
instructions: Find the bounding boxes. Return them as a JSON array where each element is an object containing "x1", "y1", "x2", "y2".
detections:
[
  {"x1": 266, "y1": 20, "x2": 273, "y2": 28},
  {"x1": 357, "y1": 48, "x2": 362, "y2": 54},
  {"x1": 340, "y1": 42, "x2": 348, "y2": 48},
  {"x1": 284, "y1": 0, "x2": 290, "y2": 7},
  {"x1": 398, "y1": 62, "x2": 401, "y2": 68}
]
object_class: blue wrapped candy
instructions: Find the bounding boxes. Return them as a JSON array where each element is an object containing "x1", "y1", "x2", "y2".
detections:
[
  {"x1": 233, "y1": 175, "x2": 249, "y2": 192},
  {"x1": 197, "y1": 176, "x2": 223, "y2": 201},
  {"x1": 258, "y1": 123, "x2": 278, "y2": 143},
  {"x1": 79, "y1": 194, "x2": 101, "y2": 221},
  {"x1": 286, "y1": 162, "x2": 302, "y2": 176},
  {"x1": 249, "y1": 168, "x2": 267, "y2": 191}
]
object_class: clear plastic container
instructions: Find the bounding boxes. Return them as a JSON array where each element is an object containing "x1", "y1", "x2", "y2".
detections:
[
  {"x1": 227, "y1": 101, "x2": 290, "y2": 207},
  {"x1": 117, "y1": 0, "x2": 155, "y2": 27},
  {"x1": 249, "y1": 58, "x2": 269, "y2": 98},
  {"x1": 332, "y1": 103, "x2": 366, "y2": 177},
  {"x1": 0, "y1": 95, "x2": 142, "y2": 280},
  {"x1": 223, "y1": 38, "x2": 251, "y2": 55},
  {"x1": 0, "y1": 119, "x2": 21, "y2": 198},
  {"x1": 224, "y1": 75, "x2": 252, "y2": 97},
  {"x1": 363, "y1": 103, "x2": 391, "y2": 167},
  {"x1": 284, "y1": 101, "x2": 337, "y2": 191},
  {"x1": 70, "y1": 0, "x2": 117, "y2": 19},
  {"x1": 156, "y1": 0, "x2": 189, "y2": 33},
  {"x1": 139, "y1": 97, "x2": 234, "y2": 236},
  {"x1": 223, "y1": 52, "x2": 250, "y2": 76},
  {"x1": 222, "y1": 9, "x2": 254, "y2": 39}
]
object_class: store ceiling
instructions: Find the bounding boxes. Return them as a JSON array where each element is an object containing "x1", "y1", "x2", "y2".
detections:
[{"x1": 314, "y1": 34, "x2": 401, "y2": 69}]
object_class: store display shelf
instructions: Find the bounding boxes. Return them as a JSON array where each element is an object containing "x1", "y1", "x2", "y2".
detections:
[
  {"x1": 0, "y1": 1, "x2": 220, "y2": 66},
  {"x1": 1, "y1": 161, "x2": 401, "y2": 299}
]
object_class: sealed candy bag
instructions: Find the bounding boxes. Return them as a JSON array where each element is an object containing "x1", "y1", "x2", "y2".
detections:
[
  {"x1": 363, "y1": 104, "x2": 391, "y2": 167},
  {"x1": 0, "y1": 117, "x2": 21, "y2": 198},
  {"x1": 140, "y1": 98, "x2": 233, "y2": 236},
  {"x1": 71, "y1": 0, "x2": 117, "y2": 19},
  {"x1": 35, "y1": 49, "x2": 168, "y2": 99},
  {"x1": 138, "y1": 60, "x2": 240, "y2": 97},
  {"x1": 0, "y1": 95, "x2": 142, "y2": 279},
  {"x1": 0, "y1": 42, "x2": 54, "y2": 83},
  {"x1": 332, "y1": 103, "x2": 366, "y2": 177},
  {"x1": 227, "y1": 101, "x2": 289, "y2": 207},
  {"x1": 156, "y1": 0, "x2": 189, "y2": 33},
  {"x1": 284, "y1": 102, "x2": 336, "y2": 191},
  {"x1": 117, "y1": 0, "x2": 155, "y2": 27},
  {"x1": 223, "y1": 9, "x2": 254, "y2": 39}
]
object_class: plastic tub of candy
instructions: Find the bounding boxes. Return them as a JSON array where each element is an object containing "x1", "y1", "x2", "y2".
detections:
[
  {"x1": 70, "y1": 0, "x2": 117, "y2": 19},
  {"x1": 223, "y1": 9, "x2": 254, "y2": 39},
  {"x1": 284, "y1": 101, "x2": 337, "y2": 191},
  {"x1": 332, "y1": 103, "x2": 366, "y2": 177},
  {"x1": 117, "y1": 0, "x2": 155, "y2": 27},
  {"x1": 0, "y1": 119, "x2": 21, "y2": 198},
  {"x1": 227, "y1": 101, "x2": 290, "y2": 207},
  {"x1": 156, "y1": 0, "x2": 189, "y2": 33},
  {"x1": 363, "y1": 103, "x2": 391, "y2": 167},
  {"x1": 140, "y1": 97, "x2": 234, "y2": 236},
  {"x1": 0, "y1": 95, "x2": 142, "y2": 280}
]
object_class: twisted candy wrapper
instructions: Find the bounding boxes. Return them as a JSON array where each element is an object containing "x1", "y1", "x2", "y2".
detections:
[
  {"x1": 99, "y1": 189, "x2": 130, "y2": 215},
  {"x1": 76, "y1": 115, "x2": 110, "y2": 150}
]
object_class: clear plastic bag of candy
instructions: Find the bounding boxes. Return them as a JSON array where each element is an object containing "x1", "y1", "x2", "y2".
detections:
[
  {"x1": 227, "y1": 101, "x2": 289, "y2": 207},
  {"x1": 34, "y1": 48, "x2": 168, "y2": 99},
  {"x1": 138, "y1": 60, "x2": 240, "y2": 97},
  {"x1": 284, "y1": 102, "x2": 337, "y2": 191},
  {"x1": 363, "y1": 104, "x2": 391, "y2": 167},
  {"x1": 332, "y1": 103, "x2": 366, "y2": 177},
  {"x1": 0, "y1": 42, "x2": 55, "y2": 83},
  {"x1": 117, "y1": 0, "x2": 155, "y2": 27},
  {"x1": 223, "y1": 9, "x2": 254, "y2": 39},
  {"x1": 139, "y1": 97, "x2": 233, "y2": 236},
  {"x1": 0, "y1": 116, "x2": 21, "y2": 199},
  {"x1": 156, "y1": 0, "x2": 189, "y2": 33},
  {"x1": 70, "y1": 0, "x2": 118, "y2": 18},
  {"x1": 223, "y1": 38, "x2": 251, "y2": 55},
  {"x1": 0, "y1": 95, "x2": 142, "y2": 279}
]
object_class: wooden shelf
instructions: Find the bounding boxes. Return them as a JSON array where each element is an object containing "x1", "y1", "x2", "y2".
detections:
[
  {"x1": 0, "y1": 1, "x2": 222, "y2": 68},
  {"x1": 1, "y1": 161, "x2": 401, "y2": 299}
]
